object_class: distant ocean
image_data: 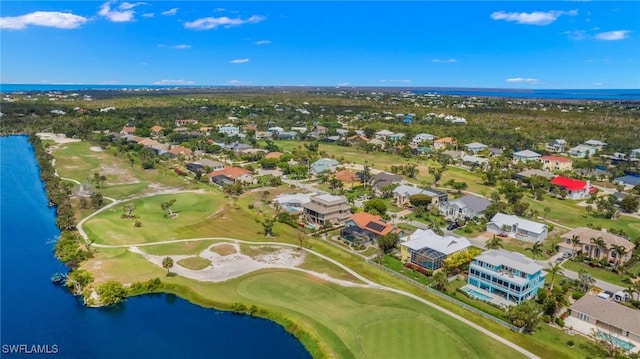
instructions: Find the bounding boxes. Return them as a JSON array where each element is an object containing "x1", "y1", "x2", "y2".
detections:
[{"x1": 1, "y1": 83, "x2": 639, "y2": 101}]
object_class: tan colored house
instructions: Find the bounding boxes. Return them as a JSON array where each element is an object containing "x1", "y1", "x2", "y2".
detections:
[
  {"x1": 541, "y1": 155, "x2": 573, "y2": 171},
  {"x1": 302, "y1": 194, "x2": 351, "y2": 227},
  {"x1": 168, "y1": 145, "x2": 193, "y2": 158},
  {"x1": 559, "y1": 228, "x2": 635, "y2": 265},
  {"x1": 207, "y1": 167, "x2": 254, "y2": 186},
  {"x1": 433, "y1": 137, "x2": 457, "y2": 150},
  {"x1": 121, "y1": 126, "x2": 136, "y2": 135},
  {"x1": 150, "y1": 125, "x2": 164, "y2": 137},
  {"x1": 331, "y1": 169, "x2": 360, "y2": 189},
  {"x1": 569, "y1": 294, "x2": 640, "y2": 344}
]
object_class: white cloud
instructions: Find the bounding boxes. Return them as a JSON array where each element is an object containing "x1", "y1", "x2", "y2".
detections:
[
  {"x1": 227, "y1": 80, "x2": 251, "y2": 85},
  {"x1": 230, "y1": 58, "x2": 250, "y2": 64},
  {"x1": 184, "y1": 15, "x2": 265, "y2": 30},
  {"x1": 153, "y1": 79, "x2": 195, "y2": 85},
  {"x1": 161, "y1": 8, "x2": 178, "y2": 16},
  {"x1": 506, "y1": 77, "x2": 540, "y2": 83},
  {"x1": 0, "y1": 11, "x2": 88, "y2": 30},
  {"x1": 379, "y1": 79, "x2": 412, "y2": 83},
  {"x1": 172, "y1": 44, "x2": 191, "y2": 49},
  {"x1": 142, "y1": 13, "x2": 154, "y2": 18},
  {"x1": 595, "y1": 30, "x2": 630, "y2": 40},
  {"x1": 490, "y1": 10, "x2": 577, "y2": 25},
  {"x1": 593, "y1": 82, "x2": 603, "y2": 86},
  {"x1": 254, "y1": 40, "x2": 271, "y2": 45},
  {"x1": 99, "y1": 1, "x2": 145, "y2": 22},
  {"x1": 432, "y1": 58, "x2": 458, "y2": 63},
  {"x1": 563, "y1": 30, "x2": 587, "y2": 40}
]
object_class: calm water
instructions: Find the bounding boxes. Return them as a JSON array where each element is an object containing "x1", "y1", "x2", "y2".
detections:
[{"x1": 0, "y1": 136, "x2": 310, "y2": 358}]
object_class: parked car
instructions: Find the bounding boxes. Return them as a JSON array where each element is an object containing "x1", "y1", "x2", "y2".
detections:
[
  {"x1": 562, "y1": 252, "x2": 571, "y2": 259},
  {"x1": 447, "y1": 222, "x2": 459, "y2": 230}
]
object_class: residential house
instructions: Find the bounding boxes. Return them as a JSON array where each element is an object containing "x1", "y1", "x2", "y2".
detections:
[
  {"x1": 255, "y1": 131, "x2": 272, "y2": 140},
  {"x1": 467, "y1": 249, "x2": 545, "y2": 304},
  {"x1": 274, "y1": 193, "x2": 313, "y2": 213},
  {"x1": 513, "y1": 150, "x2": 542, "y2": 162},
  {"x1": 558, "y1": 227, "x2": 635, "y2": 264},
  {"x1": 218, "y1": 125, "x2": 240, "y2": 137},
  {"x1": 347, "y1": 135, "x2": 369, "y2": 146},
  {"x1": 489, "y1": 148, "x2": 504, "y2": 157},
  {"x1": 513, "y1": 169, "x2": 556, "y2": 181},
  {"x1": 226, "y1": 142, "x2": 253, "y2": 153},
  {"x1": 464, "y1": 142, "x2": 488, "y2": 155},
  {"x1": 150, "y1": 125, "x2": 164, "y2": 137},
  {"x1": 433, "y1": 137, "x2": 457, "y2": 150},
  {"x1": 331, "y1": 169, "x2": 360, "y2": 189},
  {"x1": 267, "y1": 126, "x2": 284, "y2": 134},
  {"x1": 400, "y1": 229, "x2": 471, "y2": 270},
  {"x1": 341, "y1": 212, "x2": 400, "y2": 244},
  {"x1": 138, "y1": 138, "x2": 160, "y2": 147},
  {"x1": 442, "y1": 150, "x2": 465, "y2": 160},
  {"x1": 550, "y1": 176, "x2": 591, "y2": 199},
  {"x1": 121, "y1": 126, "x2": 136, "y2": 135},
  {"x1": 568, "y1": 144, "x2": 596, "y2": 158},
  {"x1": 186, "y1": 163, "x2": 206, "y2": 174},
  {"x1": 276, "y1": 131, "x2": 298, "y2": 140},
  {"x1": 368, "y1": 138, "x2": 386, "y2": 149},
  {"x1": 568, "y1": 295, "x2": 640, "y2": 344},
  {"x1": 393, "y1": 185, "x2": 448, "y2": 207},
  {"x1": 244, "y1": 124, "x2": 258, "y2": 132},
  {"x1": 461, "y1": 155, "x2": 490, "y2": 169},
  {"x1": 541, "y1": 155, "x2": 573, "y2": 171},
  {"x1": 613, "y1": 175, "x2": 640, "y2": 189},
  {"x1": 168, "y1": 145, "x2": 193, "y2": 158},
  {"x1": 370, "y1": 172, "x2": 403, "y2": 192},
  {"x1": 310, "y1": 158, "x2": 340, "y2": 175},
  {"x1": 175, "y1": 119, "x2": 198, "y2": 127},
  {"x1": 302, "y1": 194, "x2": 351, "y2": 226},
  {"x1": 584, "y1": 140, "x2": 607, "y2": 151},
  {"x1": 196, "y1": 159, "x2": 225, "y2": 171},
  {"x1": 335, "y1": 128, "x2": 349, "y2": 137},
  {"x1": 374, "y1": 130, "x2": 395, "y2": 140},
  {"x1": 439, "y1": 195, "x2": 491, "y2": 220},
  {"x1": 290, "y1": 126, "x2": 308, "y2": 133},
  {"x1": 199, "y1": 127, "x2": 213, "y2": 136},
  {"x1": 388, "y1": 133, "x2": 406, "y2": 142},
  {"x1": 630, "y1": 148, "x2": 640, "y2": 159},
  {"x1": 207, "y1": 167, "x2": 254, "y2": 186},
  {"x1": 487, "y1": 213, "x2": 548, "y2": 243},
  {"x1": 546, "y1": 139, "x2": 567, "y2": 153}
]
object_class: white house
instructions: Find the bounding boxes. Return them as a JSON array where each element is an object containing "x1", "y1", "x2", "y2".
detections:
[
  {"x1": 411, "y1": 133, "x2": 435, "y2": 146},
  {"x1": 218, "y1": 125, "x2": 240, "y2": 136},
  {"x1": 400, "y1": 229, "x2": 471, "y2": 270},
  {"x1": 584, "y1": 140, "x2": 607, "y2": 150},
  {"x1": 568, "y1": 144, "x2": 596, "y2": 158},
  {"x1": 439, "y1": 195, "x2": 491, "y2": 220},
  {"x1": 630, "y1": 148, "x2": 640, "y2": 159},
  {"x1": 464, "y1": 142, "x2": 488, "y2": 155},
  {"x1": 546, "y1": 139, "x2": 567, "y2": 153},
  {"x1": 375, "y1": 130, "x2": 395, "y2": 140},
  {"x1": 513, "y1": 150, "x2": 542, "y2": 162},
  {"x1": 487, "y1": 213, "x2": 548, "y2": 243}
]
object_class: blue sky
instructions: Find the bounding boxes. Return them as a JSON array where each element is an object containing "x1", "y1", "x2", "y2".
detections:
[{"x1": 1, "y1": 1, "x2": 639, "y2": 88}]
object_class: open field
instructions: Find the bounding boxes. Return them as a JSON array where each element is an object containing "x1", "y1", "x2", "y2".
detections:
[
  {"x1": 83, "y1": 193, "x2": 224, "y2": 245},
  {"x1": 141, "y1": 240, "x2": 219, "y2": 256}
]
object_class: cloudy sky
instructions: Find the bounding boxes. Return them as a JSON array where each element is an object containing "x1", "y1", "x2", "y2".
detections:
[{"x1": 1, "y1": 1, "x2": 638, "y2": 88}]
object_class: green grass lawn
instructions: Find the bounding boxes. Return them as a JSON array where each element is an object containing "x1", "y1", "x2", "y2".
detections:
[
  {"x1": 177, "y1": 256, "x2": 211, "y2": 270},
  {"x1": 83, "y1": 192, "x2": 225, "y2": 245},
  {"x1": 380, "y1": 255, "x2": 432, "y2": 286},
  {"x1": 298, "y1": 252, "x2": 366, "y2": 284},
  {"x1": 562, "y1": 260, "x2": 628, "y2": 287},
  {"x1": 141, "y1": 240, "x2": 219, "y2": 256}
]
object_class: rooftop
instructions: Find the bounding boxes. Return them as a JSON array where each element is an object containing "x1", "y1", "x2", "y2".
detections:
[
  {"x1": 570, "y1": 295, "x2": 640, "y2": 335},
  {"x1": 474, "y1": 249, "x2": 543, "y2": 274},
  {"x1": 350, "y1": 212, "x2": 396, "y2": 236},
  {"x1": 401, "y1": 229, "x2": 471, "y2": 255},
  {"x1": 541, "y1": 155, "x2": 572, "y2": 163},
  {"x1": 489, "y1": 213, "x2": 547, "y2": 235},
  {"x1": 551, "y1": 176, "x2": 588, "y2": 191}
]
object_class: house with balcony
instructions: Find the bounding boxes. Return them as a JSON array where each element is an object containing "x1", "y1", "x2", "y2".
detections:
[
  {"x1": 558, "y1": 227, "x2": 635, "y2": 264},
  {"x1": 467, "y1": 249, "x2": 545, "y2": 304},
  {"x1": 302, "y1": 194, "x2": 351, "y2": 227},
  {"x1": 541, "y1": 155, "x2": 573, "y2": 171},
  {"x1": 546, "y1": 139, "x2": 567, "y2": 153},
  {"x1": 487, "y1": 213, "x2": 548, "y2": 243},
  {"x1": 512, "y1": 150, "x2": 541, "y2": 163},
  {"x1": 400, "y1": 229, "x2": 471, "y2": 270},
  {"x1": 439, "y1": 194, "x2": 491, "y2": 221},
  {"x1": 393, "y1": 185, "x2": 448, "y2": 207},
  {"x1": 340, "y1": 212, "x2": 400, "y2": 244}
]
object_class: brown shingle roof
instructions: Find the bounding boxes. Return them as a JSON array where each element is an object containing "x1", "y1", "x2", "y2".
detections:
[
  {"x1": 207, "y1": 167, "x2": 251, "y2": 180},
  {"x1": 265, "y1": 152, "x2": 283, "y2": 159},
  {"x1": 570, "y1": 294, "x2": 640, "y2": 335},
  {"x1": 561, "y1": 228, "x2": 635, "y2": 252},
  {"x1": 332, "y1": 169, "x2": 359, "y2": 183},
  {"x1": 168, "y1": 145, "x2": 192, "y2": 156}
]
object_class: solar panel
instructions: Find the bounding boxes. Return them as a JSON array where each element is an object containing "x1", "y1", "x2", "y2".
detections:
[{"x1": 365, "y1": 221, "x2": 386, "y2": 232}]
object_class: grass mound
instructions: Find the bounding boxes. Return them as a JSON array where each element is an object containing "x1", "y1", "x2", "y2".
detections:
[
  {"x1": 177, "y1": 257, "x2": 211, "y2": 270},
  {"x1": 210, "y1": 244, "x2": 237, "y2": 256}
]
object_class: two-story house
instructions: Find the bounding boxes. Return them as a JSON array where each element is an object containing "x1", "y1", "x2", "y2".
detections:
[
  {"x1": 340, "y1": 212, "x2": 400, "y2": 244},
  {"x1": 467, "y1": 249, "x2": 545, "y2": 304},
  {"x1": 546, "y1": 139, "x2": 567, "y2": 153},
  {"x1": 439, "y1": 195, "x2": 491, "y2": 221},
  {"x1": 540, "y1": 155, "x2": 573, "y2": 171},
  {"x1": 302, "y1": 194, "x2": 351, "y2": 227},
  {"x1": 411, "y1": 133, "x2": 435, "y2": 146},
  {"x1": 512, "y1": 150, "x2": 541, "y2": 163},
  {"x1": 393, "y1": 185, "x2": 448, "y2": 208},
  {"x1": 558, "y1": 227, "x2": 635, "y2": 264},
  {"x1": 486, "y1": 213, "x2": 548, "y2": 243}
]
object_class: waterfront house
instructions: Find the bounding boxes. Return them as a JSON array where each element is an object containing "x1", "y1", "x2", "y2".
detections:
[
  {"x1": 439, "y1": 194, "x2": 491, "y2": 221},
  {"x1": 207, "y1": 167, "x2": 254, "y2": 186},
  {"x1": 568, "y1": 295, "x2": 640, "y2": 344},
  {"x1": 302, "y1": 194, "x2": 351, "y2": 226},
  {"x1": 558, "y1": 227, "x2": 635, "y2": 264},
  {"x1": 310, "y1": 158, "x2": 340, "y2": 175},
  {"x1": 550, "y1": 176, "x2": 591, "y2": 199},
  {"x1": 512, "y1": 150, "x2": 541, "y2": 163},
  {"x1": 340, "y1": 212, "x2": 400, "y2": 244},
  {"x1": 541, "y1": 155, "x2": 573, "y2": 171},
  {"x1": 393, "y1": 185, "x2": 448, "y2": 207},
  {"x1": 464, "y1": 142, "x2": 488, "y2": 155},
  {"x1": 486, "y1": 213, "x2": 548, "y2": 243},
  {"x1": 467, "y1": 249, "x2": 545, "y2": 304},
  {"x1": 400, "y1": 229, "x2": 471, "y2": 270}
]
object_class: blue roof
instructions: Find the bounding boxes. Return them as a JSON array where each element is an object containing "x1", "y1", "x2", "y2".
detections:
[{"x1": 615, "y1": 175, "x2": 640, "y2": 186}]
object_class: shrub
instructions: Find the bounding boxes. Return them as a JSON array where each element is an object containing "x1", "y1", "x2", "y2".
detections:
[
  {"x1": 555, "y1": 317, "x2": 565, "y2": 327},
  {"x1": 572, "y1": 291, "x2": 584, "y2": 300},
  {"x1": 567, "y1": 340, "x2": 574, "y2": 347},
  {"x1": 134, "y1": 220, "x2": 142, "y2": 227},
  {"x1": 541, "y1": 314, "x2": 551, "y2": 323}
]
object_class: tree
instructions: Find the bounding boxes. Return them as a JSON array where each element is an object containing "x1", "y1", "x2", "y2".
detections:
[
  {"x1": 66, "y1": 269, "x2": 94, "y2": 295},
  {"x1": 507, "y1": 301, "x2": 542, "y2": 333},
  {"x1": 620, "y1": 195, "x2": 639, "y2": 213},
  {"x1": 525, "y1": 241, "x2": 543, "y2": 260},
  {"x1": 408, "y1": 194, "x2": 432, "y2": 208},
  {"x1": 363, "y1": 199, "x2": 388, "y2": 217},
  {"x1": 257, "y1": 217, "x2": 276, "y2": 237},
  {"x1": 452, "y1": 181, "x2": 468, "y2": 194},
  {"x1": 611, "y1": 244, "x2": 628, "y2": 268},
  {"x1": 432, "y1": 271, "x2": 448, "y2": 292},
  {"x1": 162, "y1": 257, "x2": 174, "y2": 274},
  {"x1": 590, "y1": 236, "x2": 606, "y2": 259},
  {"x1": 378, "y1": 232, "x2": 400, "y2": 254},
  {"x1": 578, "y1": 269, "x2": 595, "y2": 292},
  {"x1": 122, "y1": 203, "x2": 136, "y2": 219},
  {"x1": 90, "y1": 192, "x2": 104, "y2": 209},
  {"x1": 328, "y1": 177, "x2": 343, "y2": 194},
  {"x1": 546, "y1": 261, "x2": 564, "y2": 289},
  {"x1": 96, "y1": 281, "x2": 128, "y2": 306},
  {"x1": 543, "y1": 207, "x2": 551, "y2": 220},
  {"x1": 486, "y1": 235, "x2": 503, "y2": 250},
  {"x1": 570, "y1": 235, "x2": 581, "y2": 257},
  {"x1": 161, "y1": 199, "x2": 177, "y2": 218},
  {"x1": 296, "y1": 229, "x2": 306, "y2": 250}
]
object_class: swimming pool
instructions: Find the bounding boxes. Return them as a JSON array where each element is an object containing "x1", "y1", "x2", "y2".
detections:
[
  {"x1": 463, "y1": 287, "x2": 493, "y2": 302},
  {"x1": 596, "y1": 332, "x2": 636, "y2": 351}
]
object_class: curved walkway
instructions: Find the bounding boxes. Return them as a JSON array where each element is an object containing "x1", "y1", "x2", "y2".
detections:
[{"x1": 92, "y1": 237, "x2": 539, "y2": 358}]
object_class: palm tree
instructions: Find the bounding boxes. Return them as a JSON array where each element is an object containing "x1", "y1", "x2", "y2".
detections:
[
  {"x1": 486, "y1": 235, "x2": 504, "y2": 250},
  {"x1": 546, "y1": 262, "x2": 564, "y2": 289},
  {"x1": 526, "y1": 241, "x2": 544, "y2": 260},
  {"x1": 595, "y1": 237, "x2": 607, "y2": 261},
  {"x1": 589, "y1": 237, "x2": 604, "y2": 259},
  {"x1": 611, "y1": 244, "x2": 628, "y2": 269},
  {"x1": 571, "y1": 235, "x2": 581, "y2": 257},
  {"x1": 432, "y1": 270, "x2": 448, "y2": 292},
  {"x1": 578, "y1": 269, "x2": 595, "y2": 292},
  {"x1": 162, "y1": 257, "x2": 174, "y2": 275},
  {"x1": 623, "y1": 285, "x2": 638, "y2": 301}
]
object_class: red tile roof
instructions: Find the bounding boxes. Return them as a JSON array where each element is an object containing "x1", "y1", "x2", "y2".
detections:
[
  {"x1": 541, "y1": 155, "x2": 572, "y2": 163},
  {"x1": 168, "y1": 145, "x2": 192, "y2": 156},
  {"x1": 150, "y1": 125, "x2": 164, "y2": 132},
  {"x1": 332, "y1": 169, "x2": 359, "y2": 183},
  {"x1": 121, "y1": 126, "x2": 136, "y2": 134},
  {"x1": 551, "y1": 176, "x2": 587, "y2": 191},
  {"x1": 351, "y1": 212, "x2": 395, "y2": 236},
  {"x1": 207, "y1": 167, "x2": 251, "y2": 180},
  {"x1": 265, "y1": 152, "x2": 283, "y2": 159}
]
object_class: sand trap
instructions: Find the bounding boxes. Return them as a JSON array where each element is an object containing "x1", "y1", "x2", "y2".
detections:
[
  {"x1": 36, "y1": 132, "x2": 81, "y2": 144},
  {"x1": 90, "y1": 146, "x2": 104, "y2": 152}
]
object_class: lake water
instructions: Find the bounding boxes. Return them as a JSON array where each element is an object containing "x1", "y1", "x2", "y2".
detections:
[{"x1": 0, "y1": 136, "x2": 310, "y2": 358}]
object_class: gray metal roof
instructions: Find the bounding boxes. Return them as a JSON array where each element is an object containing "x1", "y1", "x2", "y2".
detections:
[
  {"x1": 570, "y1": 294, "x2": 640, "y2": 335},
  {"x1": 475, "y1": 249, "x2": 543, "y2": 274}
]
